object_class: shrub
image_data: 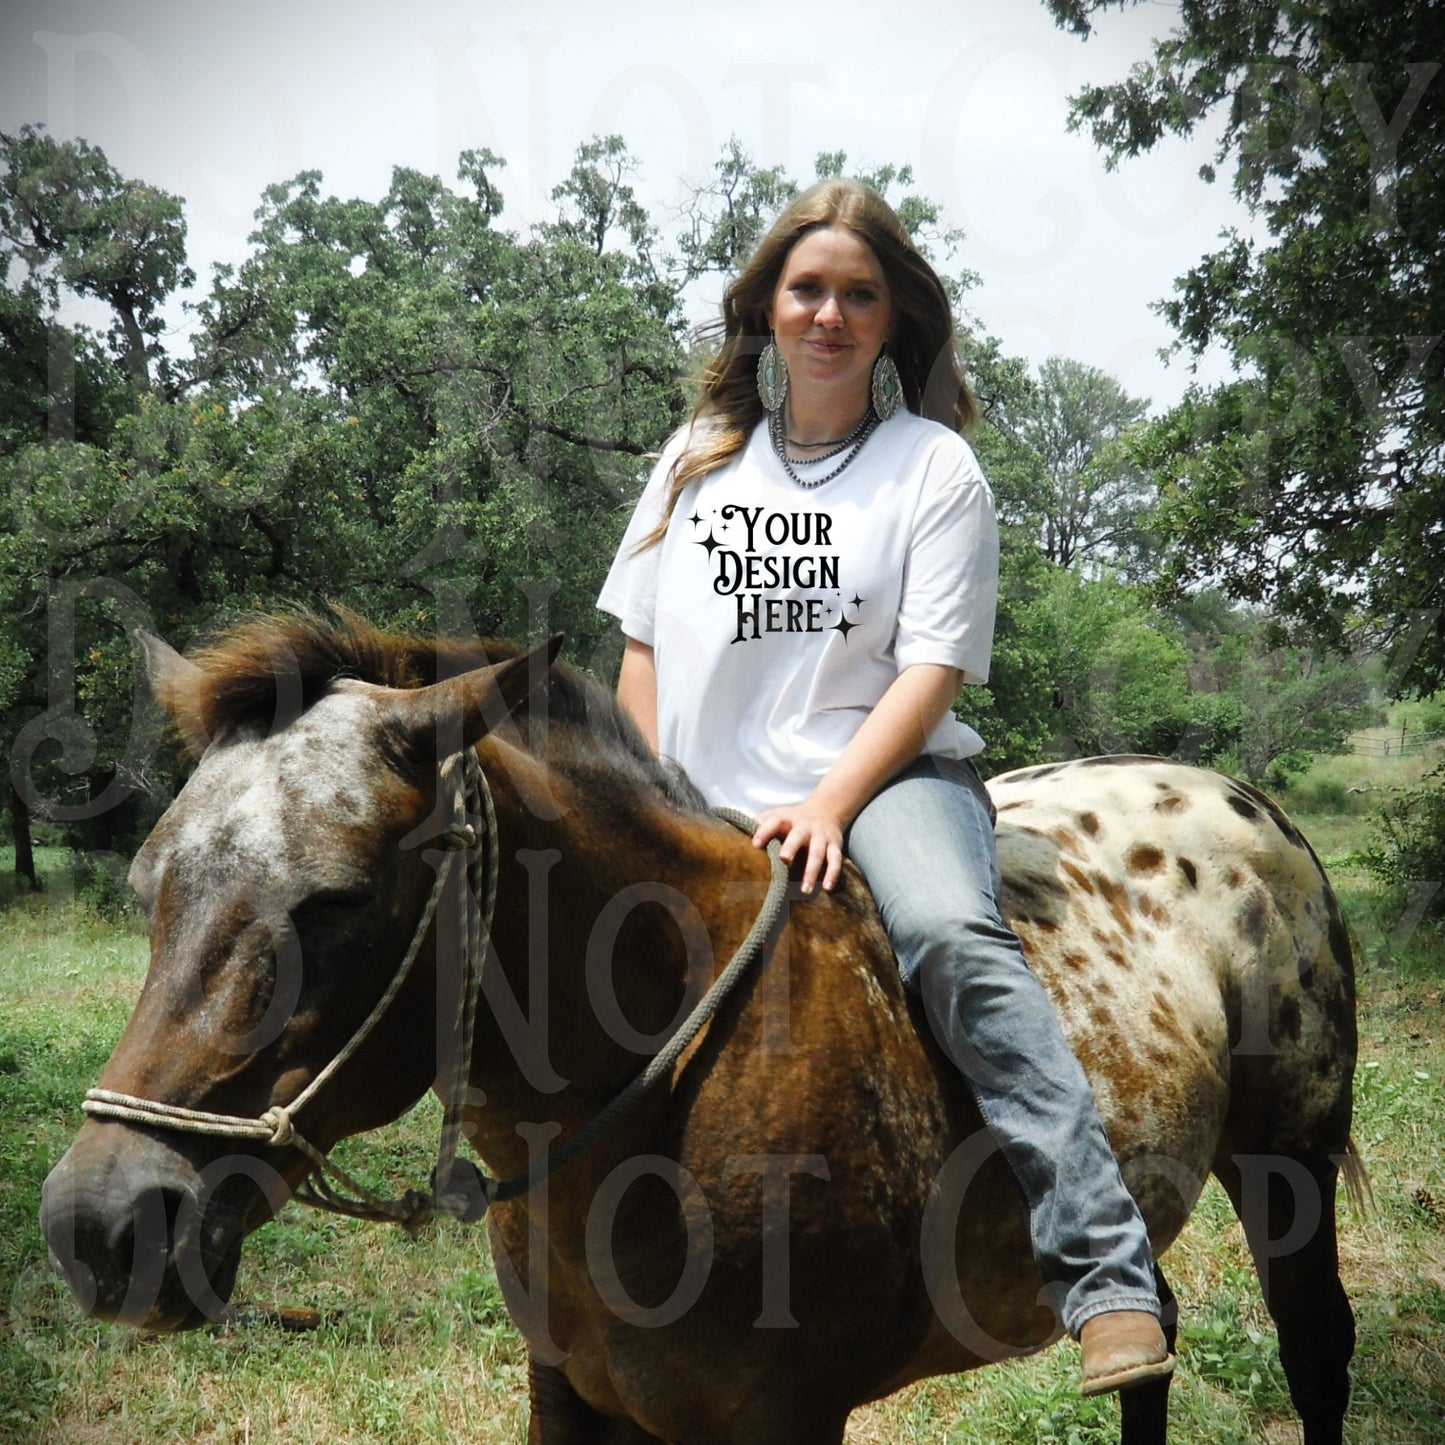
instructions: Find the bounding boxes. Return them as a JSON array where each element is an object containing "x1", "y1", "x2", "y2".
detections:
[
  {"x1": 69, "y1": 850, "x2": 139, "y2": 923},
  {"x1": 1365, "y1": 764, "x2": 1445, "y2": 928},
  {"x1": 1288, "y1": 775, "x2": 1350, "y2": 813}
]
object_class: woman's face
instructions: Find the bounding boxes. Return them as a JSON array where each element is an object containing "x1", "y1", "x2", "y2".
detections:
[{"x1": 766, "y1": 225, "x2": 894, "y2": 413}]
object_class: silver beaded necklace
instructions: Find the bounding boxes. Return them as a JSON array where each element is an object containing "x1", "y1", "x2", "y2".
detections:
[{"x1": 769, "y1": 405, "x2": 880, "y2": 488}]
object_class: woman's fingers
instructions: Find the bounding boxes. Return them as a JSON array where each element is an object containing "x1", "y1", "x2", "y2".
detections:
[{"x1": 752, "y1": 804, "x2": 845, "y2": 895}]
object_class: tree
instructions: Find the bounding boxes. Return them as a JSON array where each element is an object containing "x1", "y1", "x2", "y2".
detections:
[
  {"x1": 1185, "y1": 638, "x2": 1376, "y2": 785},
  {"x1": 954, "y1": 544, "x2": 1066, "y2": 775},
  {"x1": 0, "y1": 133, "x2": 693, "y2": 883},
  {"x1": 0, "y1": 125, "x2": 193, "y2": 394},
  {"x1": 1043, "y1": 569, "x2": 1193, "y2": 758},
  {"x1": 1012, "y1": 356, "x2": 1151, "y2": 573},
  {"x1": 673, "y1": 138, "x2": 798, "y2": 284},
  {"x1": 1046, "y1": 1, "x2": 1445, "y2": 693}
]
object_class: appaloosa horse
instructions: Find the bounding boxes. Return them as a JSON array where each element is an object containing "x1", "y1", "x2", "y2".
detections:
[{"x1": 42, "y1": 613, "x2": 1360, "y2": 1444}]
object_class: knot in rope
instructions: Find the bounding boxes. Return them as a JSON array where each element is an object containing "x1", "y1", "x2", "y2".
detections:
[{"x1": 262, "y1": 1106, "x2": 295, "y2": 1147}]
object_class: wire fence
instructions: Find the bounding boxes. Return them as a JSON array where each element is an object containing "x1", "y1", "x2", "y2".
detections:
[{"x1": 1347, "y1": 730, "x2": 1445, "y2": 757}]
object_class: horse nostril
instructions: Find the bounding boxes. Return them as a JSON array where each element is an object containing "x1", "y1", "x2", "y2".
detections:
[
  {"x1": 41, "y1": 1162, "x2": 202, "y2": 1327},
  {"x1": 43, "y1": 1139, "x2": 260, "y2": 1330},
  {"x1": 102, "y1": 1186, "x2": 187, "y2": 1325}
]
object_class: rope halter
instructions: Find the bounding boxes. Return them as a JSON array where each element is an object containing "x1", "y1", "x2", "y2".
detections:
[
  {"x1": 81, "y1": 749, "x2": 791, "y2": 1234},
  {"x1": 83, "y1": 749, "x2": 495, "y2": 1234}
]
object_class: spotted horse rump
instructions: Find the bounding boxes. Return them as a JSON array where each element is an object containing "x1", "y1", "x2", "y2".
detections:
[
  {"x1": 991, "y1": 756, "x2": 1356, "y2": 1210},
  {"x1": 39, "y1": 615, "x2": 1360, "y2": 1445}
]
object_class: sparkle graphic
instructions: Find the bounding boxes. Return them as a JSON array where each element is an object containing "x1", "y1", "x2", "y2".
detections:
[
  {"x1": 688, "y1": 511, "x2": 704, "y2": 527},
  {"x1": 831, "y1": 613, "x2": 858, "y2": 641},
  {"x1": 695, "y1": 529, "x2": 722, "y2": 558},
  {"x1": 849, "y1": 593, "x2": 865, "y2": 609}
]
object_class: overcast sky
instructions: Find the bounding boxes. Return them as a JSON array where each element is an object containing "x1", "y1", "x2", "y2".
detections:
[{"x1": 2, "y1": 0, "x2": 1249, "y2": 411}]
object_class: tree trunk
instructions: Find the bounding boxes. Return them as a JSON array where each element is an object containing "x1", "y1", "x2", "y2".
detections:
[{"x1": 10, "y1": 780, "x2": 38, "y2": 890}]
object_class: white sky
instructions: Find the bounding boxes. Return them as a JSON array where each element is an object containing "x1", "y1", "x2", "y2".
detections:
[{"x1": 1, "y1": 0, "x2": 1249, "y2": 411}]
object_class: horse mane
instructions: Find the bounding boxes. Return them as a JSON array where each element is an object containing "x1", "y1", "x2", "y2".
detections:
[{"x1": 175, "y1": 607, "x2": 709, "y2": 815}]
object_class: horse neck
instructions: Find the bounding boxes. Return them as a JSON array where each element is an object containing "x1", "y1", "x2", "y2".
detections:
[{"x1": 465, "y1": 737, "x2": 755, "y2": 1170}]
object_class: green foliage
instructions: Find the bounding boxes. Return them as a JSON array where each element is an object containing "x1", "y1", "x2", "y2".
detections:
[
  {"x1": 1045, "y1": 568, "x2": 1193, "y2": 758},
  {"x1": 957, "y1": 544, "x2": 1062, "y2": 774},
  {"x1": 1393, "y1": 693, "x2": 1445, "y2": 736},
  {"x1": 0, "y1": 131, "x2": 699, "y2": 863},
  {"x1": 673, "y1": 137, "x2": 798, "y2": 283},
  {"x1": 1365, "y1": 763, "x2": 1445, "y2": 927},
  {"x1": 1286, "y1": 773, "x2": 1351, "y2": 814},
  {"x1": 69, "y1": 848, "x2": 141, "y2": 922},
  {"x1": 962, "y1": 561, "x2": 1198, "y2": 772},
  {"x1": 1219, "y1": 646, "x2": 1372, "y2": 786},
  {"x1": 1010, "y1": 356, "x2": 1153, "y2": 575},
  {"x1": 1169, "y1": 589, "x2": 1377, "y2": 782},
  {"x1": 0, "y1": 123, "x2": 193, "y2": 392},
  {"x1": 1046, "y1": 2, "x2": 1445, "y2": 695}
]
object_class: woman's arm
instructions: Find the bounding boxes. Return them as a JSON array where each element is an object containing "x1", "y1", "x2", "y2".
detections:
[
  {"x1": 753, "y1": 662, "x2": 963, "y2": 895},
  {"x1": 616, "y1": 637, "x2": 660, "y2": 753}
]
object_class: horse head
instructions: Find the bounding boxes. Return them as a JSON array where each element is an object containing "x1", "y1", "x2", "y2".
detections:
[{"x1": 41, "y1": 621, "x2": 558, "y2": 1331}]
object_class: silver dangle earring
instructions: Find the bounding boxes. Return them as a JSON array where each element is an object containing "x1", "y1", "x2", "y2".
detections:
[
  {"x1": 871, "y1": 346, "x2": 903, "y2": 421},
  {"x1": 757, "y1": 331, "x2": 789, "y2": 414}
]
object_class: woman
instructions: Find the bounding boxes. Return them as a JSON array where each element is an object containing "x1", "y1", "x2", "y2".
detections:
[{"x1": 597, "y1": 179, "x2": 1173, "y2": 1397}]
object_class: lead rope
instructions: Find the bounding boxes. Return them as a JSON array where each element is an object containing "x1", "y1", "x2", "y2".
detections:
[{"x1": 480, "y1": 809, "x2": 787, "y2": 1209}]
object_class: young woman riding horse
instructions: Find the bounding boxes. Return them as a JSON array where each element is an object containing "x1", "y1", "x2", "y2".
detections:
[{"x1": 597, "y1": 178, "x2": 1174, "y2": 1397}]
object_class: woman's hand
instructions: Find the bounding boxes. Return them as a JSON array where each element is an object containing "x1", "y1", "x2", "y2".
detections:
[
  {"x1": 752, "y1": 796, "x2": 847, "y2": 896},
  {"x1": 748, "y1": 664, "x2": 964, "y2": 898}
]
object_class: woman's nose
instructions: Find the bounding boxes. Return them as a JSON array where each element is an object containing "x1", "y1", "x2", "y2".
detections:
[{"x1": 816, "y1": 294, "x2": 844, "y2": 327}]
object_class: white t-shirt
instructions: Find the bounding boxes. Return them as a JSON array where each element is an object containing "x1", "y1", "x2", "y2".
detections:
[{"x1": 597, "y1": 411, "x2": 998, "y2": 815}]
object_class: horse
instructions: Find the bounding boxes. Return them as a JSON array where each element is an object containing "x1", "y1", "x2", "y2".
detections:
[{"x1": 41, "y1": 611, "x2": 1361, "y2": 1445}]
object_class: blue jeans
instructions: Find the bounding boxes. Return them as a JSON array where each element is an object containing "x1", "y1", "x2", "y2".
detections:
[{"x1": 847, "y1": 755, "x2": 1161, "y2": 1339}]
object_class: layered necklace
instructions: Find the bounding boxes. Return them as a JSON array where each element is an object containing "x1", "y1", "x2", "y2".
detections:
[{"x1": 768, "y1": 404, "x2": 880, "y2": 488}]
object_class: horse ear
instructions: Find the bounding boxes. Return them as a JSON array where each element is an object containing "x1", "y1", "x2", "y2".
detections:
[
  {"x1": 135, "y1": 630, "x2": 211, "y2": 757},
  {"x1": 400, "y1": 633, "x2": 563, "y2": 758}
]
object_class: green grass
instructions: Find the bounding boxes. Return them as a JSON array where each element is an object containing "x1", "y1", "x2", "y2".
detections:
[{"x1": 4, "y1": 763, "x2": 1444, "y2": 1443}]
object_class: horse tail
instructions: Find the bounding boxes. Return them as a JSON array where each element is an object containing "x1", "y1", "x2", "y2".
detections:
[{"x1": 1338, "y1": 1134, "x2": 1373, "y2": 1218}]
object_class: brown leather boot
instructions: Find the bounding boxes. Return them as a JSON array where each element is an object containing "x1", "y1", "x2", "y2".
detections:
[{"x1": 1079, "y1": 1310, "x2": 1175, "y2": 1396}]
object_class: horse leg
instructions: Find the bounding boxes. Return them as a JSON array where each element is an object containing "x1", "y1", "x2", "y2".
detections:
[
  {"x1": 1213, "y1": 1153, "x2": 1354, "y2": 1445},
  {"x1": 526, "y1": 1360, "x2": 666, "y2": 1445},
  {"x1": 719, "y1": 1405, "x2": 848, "y2": 1445},
  {"x1": 525, "y1": 1358, "x2": 848, "y2": 1445},
  {"x1": 1118, "y1": 1264, "x2": 1178, "y2": 1445}
]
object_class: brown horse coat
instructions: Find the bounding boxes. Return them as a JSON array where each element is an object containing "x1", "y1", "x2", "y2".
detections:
[{"x1": 41, "y1": 614, "x2": 1359, "y2": 1445}]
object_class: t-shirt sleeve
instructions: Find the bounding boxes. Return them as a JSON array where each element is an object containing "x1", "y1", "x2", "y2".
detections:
[
  {"x1": 895, "y1": 439, "x2": 998, "y2": 684},
  {"x1": 596, "y1": 437, "x2": 685, "y2": 646}
]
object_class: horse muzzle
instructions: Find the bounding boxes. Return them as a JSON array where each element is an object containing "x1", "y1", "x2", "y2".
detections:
[{"x1": 40, "y1": 1123, "x2": 281, "y2": 1331}]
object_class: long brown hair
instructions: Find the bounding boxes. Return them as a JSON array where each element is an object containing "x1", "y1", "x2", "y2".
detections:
[{"x1": 640, "y1": 179, "x2": 977, "y2": 548}]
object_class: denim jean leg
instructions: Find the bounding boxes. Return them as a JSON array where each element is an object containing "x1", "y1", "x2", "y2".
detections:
[{"x1": 846, "y1": 755, "x2": 1160, "y2": 1338}]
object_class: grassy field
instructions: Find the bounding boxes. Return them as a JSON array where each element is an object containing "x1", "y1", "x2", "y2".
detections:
[{"x1": 3, "y1": 751, "x2": 1444, "y2": 1443}]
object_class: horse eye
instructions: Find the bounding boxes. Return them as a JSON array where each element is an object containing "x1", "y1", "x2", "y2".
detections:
[{"x1": 289, "y1": 887, "x2": 373, "y2": 922}]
